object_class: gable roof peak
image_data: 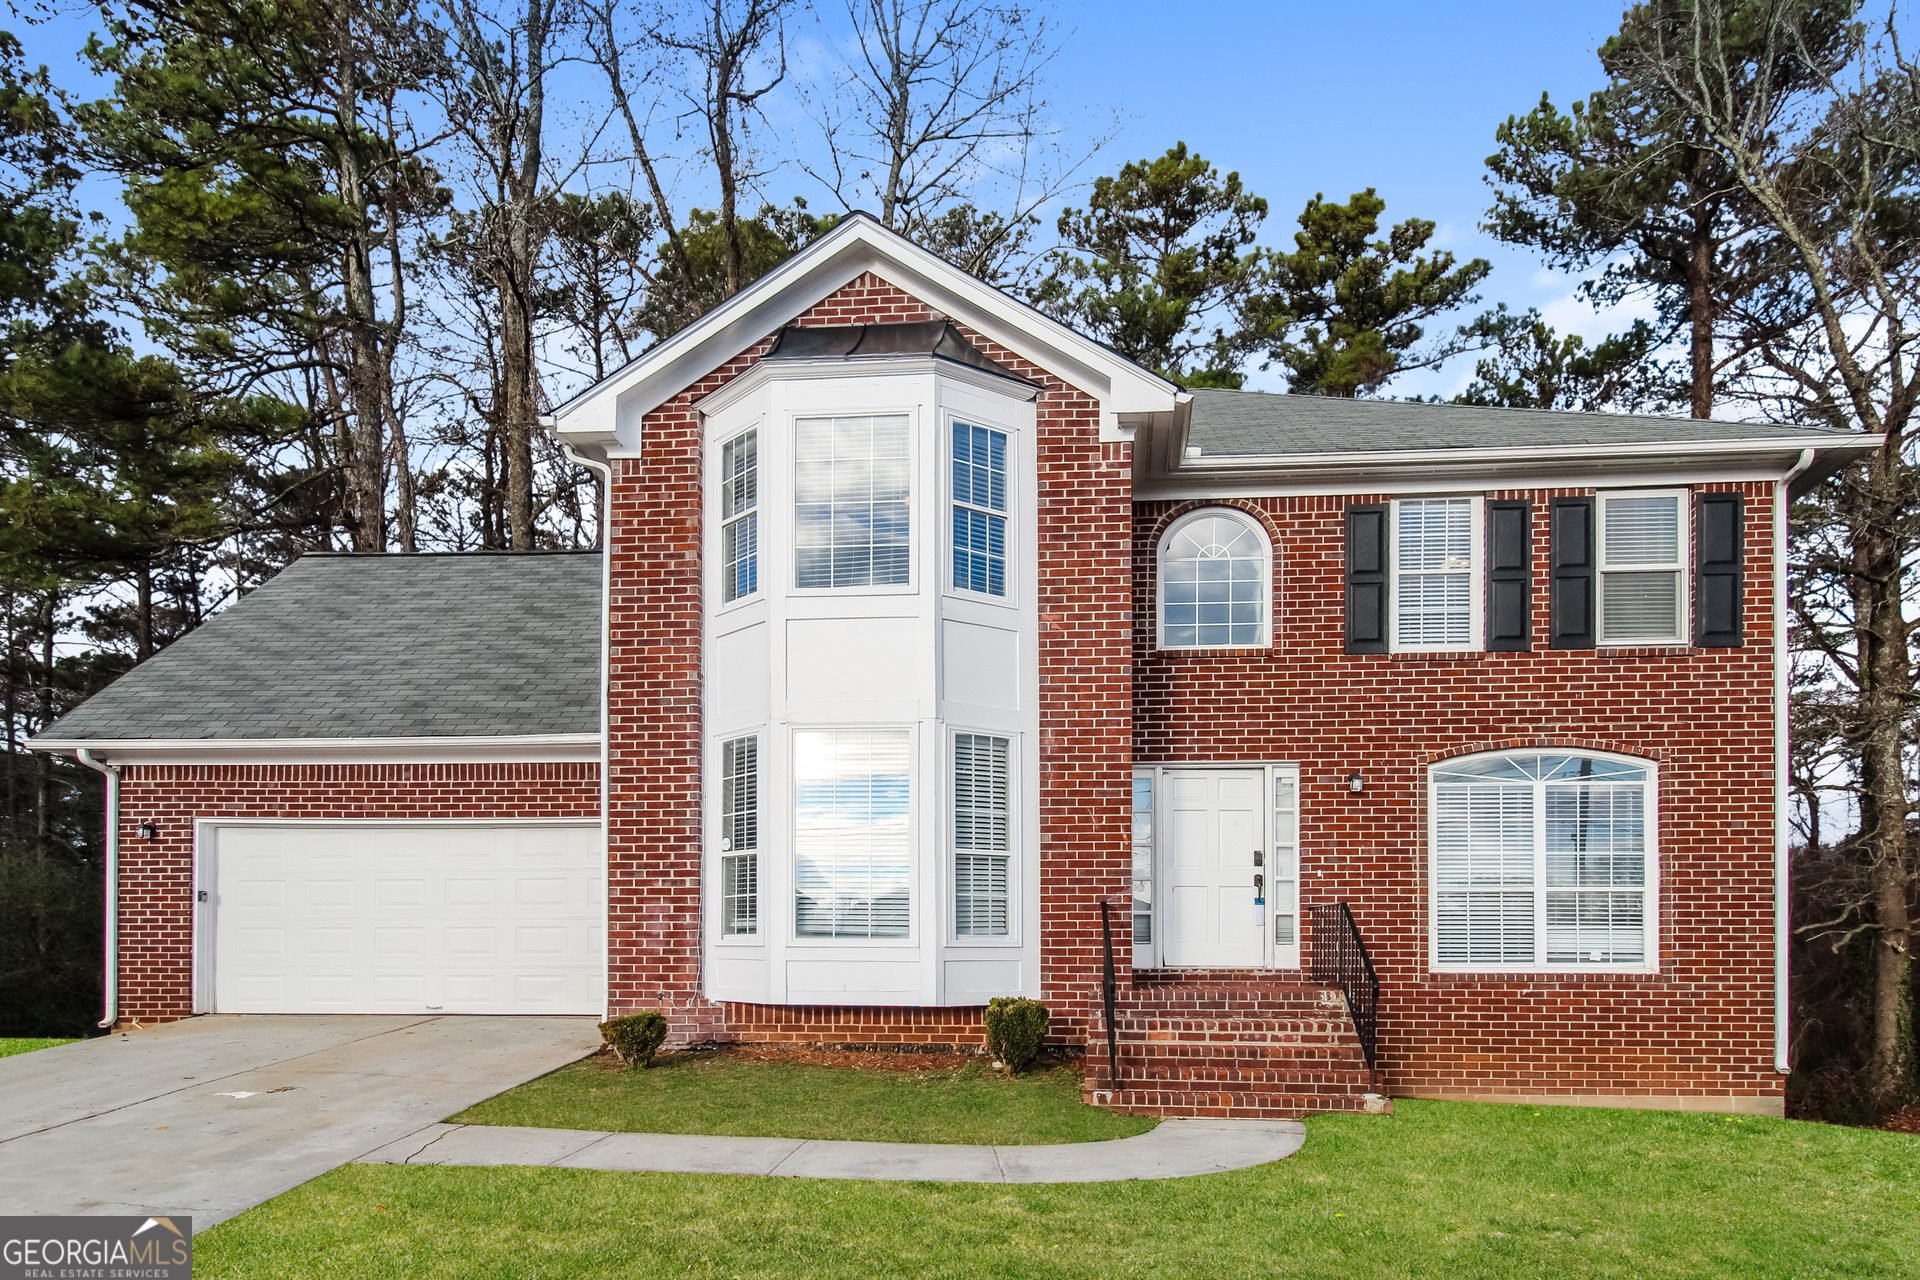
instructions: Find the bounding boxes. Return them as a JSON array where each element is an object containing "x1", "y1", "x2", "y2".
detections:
[{"x1": 547, "y1": 212, "x2": 1179, "y2": 455}]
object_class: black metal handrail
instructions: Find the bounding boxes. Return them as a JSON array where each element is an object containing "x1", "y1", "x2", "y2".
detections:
[
  {"x1": 1099, "y1": 899, "x2": 1120, "y2": 1087},
  {"x1": 1310, "y1": 902, "x2": 1380, "y2": 1071}
]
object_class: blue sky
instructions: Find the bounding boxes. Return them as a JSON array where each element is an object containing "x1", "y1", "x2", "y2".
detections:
[
  {"x1": 14, "y1": 0, "x2": 1653, "y2": 399},
  {"x1": 1030, "y1": 0, "x2": 1652, "y2": 395}
]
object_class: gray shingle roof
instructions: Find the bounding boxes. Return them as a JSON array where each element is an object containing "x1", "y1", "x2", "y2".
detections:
[
  {"x1": 1187, "y1": 388, "x2": 1859, "y2": 457},
  {"x1": 39, "y1": 553, "x2": 601, "y2": 741}
]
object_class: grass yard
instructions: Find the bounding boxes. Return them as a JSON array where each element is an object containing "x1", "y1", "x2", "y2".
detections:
[
  {"x1": 0, "y1": 1037, "x2": 75, "y2": 1059},
  {"x1": 447, "y1": 1050, "x2": 1156, "y2": 1146},
  {"x1": 197, "y1": 1099, "x2": 1919, "y2": 1279}
]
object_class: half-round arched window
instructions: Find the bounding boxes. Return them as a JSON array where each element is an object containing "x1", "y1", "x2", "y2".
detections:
[{"x1": 1157, "y1": 508, "x2": 1271, "y2": 649}]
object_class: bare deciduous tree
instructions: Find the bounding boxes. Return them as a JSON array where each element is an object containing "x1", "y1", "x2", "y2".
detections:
[
  {"x1": 1620, "y1": 0, "x2": 1920, "y2": 1106},
  {"x1": 649, "y1": 0, "x2": 800, "y2": 302}
]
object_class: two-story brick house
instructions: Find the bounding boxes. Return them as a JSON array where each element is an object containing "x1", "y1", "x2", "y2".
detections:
[{"x1": 34, "y1": 213, "x2": 1876, "y2": 1118}]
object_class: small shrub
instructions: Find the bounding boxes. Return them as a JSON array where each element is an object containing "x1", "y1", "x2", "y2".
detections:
[
  {"x1": 598, "y1": 1011, "x2": 669, "y2": 1067},
  {"x1": 983, "y1": 997, "x2": 1048, "y2": 1075}
]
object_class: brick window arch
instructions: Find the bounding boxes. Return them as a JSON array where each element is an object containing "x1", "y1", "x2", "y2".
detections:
[{"x1": 1156, "y1": 507, "x2": 1272, "y2": 650}]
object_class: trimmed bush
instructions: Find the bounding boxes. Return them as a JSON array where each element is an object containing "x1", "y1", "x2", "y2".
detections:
[
  {"x1": 598, "y1": 1012, "x2": 669, "y2": 1067},
  {"x1": 983, "y1": 997, "x2": 1048, "y2": 1075}
]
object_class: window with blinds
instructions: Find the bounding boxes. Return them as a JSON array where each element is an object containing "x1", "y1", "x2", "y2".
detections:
[
  {"x1": 952, "y1": 424, "x2": 1009, "y2": 597},
  {"x1": 1598, "y1": 491, "x2": 1685, "y2": 644},
  {"x1": 1271, "y1": 769, "x2": 1298, "y2": 952},
  {"x1": 795, "y1": 415, "x2": 911, "y2": 589},
  {"x1": 1131, "y1": 773, "x2": 1154, "y2": 960},
  {"x1": 794, "y1": 730, "x2": 911, "y2": 938},
  {"x1": 720, "y1": 430, "x2": 758, "y2": 602},
  {"x1": 1157, "y1": 509, "x2": 1269, "y2": 648},
  {"x1": 720, "y1": 736, "x2": 758, "y2": 935},
  {"x1": 1431, "y1": 752, "x2": 1651, "y2": 970},
  {"x1": 953, "y1": 733, "x2": 1011, "y2": 936},
  {"x1": 1392, "y1": 497, "x2": 1477, "y2": 649}
]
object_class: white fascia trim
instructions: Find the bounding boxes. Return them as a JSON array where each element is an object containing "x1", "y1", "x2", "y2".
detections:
[
  {"x1": 1175, "y1": 434, "x2": 1880, "y2": 475},
  {"x1": 691, "y1": 354, "x2": 1040, "y2": 423},
  {"x1": 1139, "y1": 466, "x2": 1801, "y2": 502},
  {"x1": 548, "y1": 216, "x2": 1178, "y2": 449},
  {"x1": 30, "y1": 733, "x2": 603, "y2": 765}
]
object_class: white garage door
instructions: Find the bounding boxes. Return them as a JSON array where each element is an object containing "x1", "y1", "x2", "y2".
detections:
[{"x1": 200, "y1": 822, "x2": 604, "y2": 1015}]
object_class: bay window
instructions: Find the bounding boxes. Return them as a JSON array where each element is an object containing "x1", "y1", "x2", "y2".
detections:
[
  {"x1": 720, "y1": 430, "x2": 758, "y2": 602},
  {"x1": 794, "y1": 729, "x2": 911, "y2": 938},
  {"x1": 953, "y1": 733, "x2": 1010, "y2": 936},
  {"x1": 795, "y1": 414, "x2": 911, "y2": 589},
  {"x1": 952, "y1": 423, "x2": 1009, "y2": 596},
  {"x1": 720, "y1": 735, "x2": 758, "y2": 935}
]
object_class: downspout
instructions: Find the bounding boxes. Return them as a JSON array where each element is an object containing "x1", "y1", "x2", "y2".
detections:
[
  {"x1": 1775, "y1": 448, "x2": 1816, "y2": 1075},
  {"x1": 74, "y1": 747, "x2": 120, "y2": 1029},
  {"x1": 560, "y1": 439, "x2": 613, "y2": 1023}
]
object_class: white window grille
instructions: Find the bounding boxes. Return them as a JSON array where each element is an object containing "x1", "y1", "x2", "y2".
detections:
[
  {"x1": 1392, "y1": 497, "x2": 1478, "y2": 649},
  {"x1": 1599, "y1": 491, "x2": 1685, "y2": 644},
  {"x1": 1431, "y1": 752, "x2": 1652, "y2": 970},
  {"x1": 720, "y1": 430, "x2": 758, "y2": 603},
  {"x1": 954, "y1": 733, "x2": 1010, "y2": 936},
  {"x1": 952, "y1": 423, "x2": 1008, "y2": 596},
  {"x1": 794, "y1": 415, "x2": 910, "y2": 589},
  {"x1": 720, "y1": 736, "x2": 758, "y2": 935},
  {"x1": 794, "y1": 730, "x2": 911, "y2": 938},
  {"x1": 1131, "y1": 773, "x2": 1153, "y2": 959},
  {"x1": 1271, "y1": 770, "x2": 1298, "y2": 950},
  {"x1": 1158, "y1": 509, "x2": 1269, "y2": 649}
]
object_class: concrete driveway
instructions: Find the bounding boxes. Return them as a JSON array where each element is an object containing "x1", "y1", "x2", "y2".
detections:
[{"x1": 0, "y1": 1015, "x2": 600, "y2": 1231}]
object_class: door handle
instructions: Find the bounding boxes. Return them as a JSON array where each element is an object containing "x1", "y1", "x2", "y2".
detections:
[{"x1": 1254, "y1": 873, "x2": 1264, "y2": 893}]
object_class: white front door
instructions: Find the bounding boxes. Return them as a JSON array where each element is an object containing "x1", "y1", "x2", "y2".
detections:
[{"x1": 1162, "y1": 769, "x2": 1265, "y2": 967}]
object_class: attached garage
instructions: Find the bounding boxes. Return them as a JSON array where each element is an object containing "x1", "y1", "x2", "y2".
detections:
[{"x1": 197, "y1": 820, "x2": 604, "y2": 1015}]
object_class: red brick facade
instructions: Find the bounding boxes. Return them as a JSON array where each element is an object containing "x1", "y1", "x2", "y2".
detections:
[
  {"x1": 100, "y1": 265, "x2": 1786, "y2": 1115},
  {"x1": 1133, "y1": 488, "x2": 1783, "y2": 1110},
  {"x1": 111, "y1": 762, "x2": 600, "y2": 1022}
]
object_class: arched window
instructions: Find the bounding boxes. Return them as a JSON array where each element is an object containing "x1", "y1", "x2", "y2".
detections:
[
  {"x1": 1157, "y1": 508, "x2": 1271, "y2": 649},
  {"x1": 1429, "y1": 751, "x2": 1655, "y2": 972}
]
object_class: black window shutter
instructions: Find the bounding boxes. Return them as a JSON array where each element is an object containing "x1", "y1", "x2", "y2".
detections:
[
  {"x1": 1345, "y1": 504, "x2": 1389, "y2": 654},
  {"x1": 1549, "y1": 497, "x2": 1596, "y2": 649},
  {"x1": 1486, "y1": 500, "x2": 1532, "y2": 651},
  {"x1": 1696, "y1": 491, "x2": 1745, "y2": 647}
]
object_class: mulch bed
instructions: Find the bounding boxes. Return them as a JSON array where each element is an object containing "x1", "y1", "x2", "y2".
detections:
[
  {"x1": 587, "y1": 1041, "x2": 1081, "y2": 1076},
  {"x1": 1883, "y1": 1106, "x2": 1920, "y2": 1134}
]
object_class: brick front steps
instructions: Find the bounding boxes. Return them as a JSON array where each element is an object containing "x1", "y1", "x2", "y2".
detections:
[{"x1": 1083, "y1": 976, "x2": 1387, "y2": 1120}]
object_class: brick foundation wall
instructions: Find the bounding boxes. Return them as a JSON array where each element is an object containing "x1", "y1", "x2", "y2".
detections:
[
  {"x1": 1133, "y1": 487, "x2": 1784, "y2": 1106},
  {"x1": 110, "y1": 762, "x2": 601, "y2": 1023},
  {"x1": 607, "y1": 271, "x2": 1133, "y2": 1046},
  {"x1": 721, "y1": 1002, "x2": 989, "y2": 1051}
]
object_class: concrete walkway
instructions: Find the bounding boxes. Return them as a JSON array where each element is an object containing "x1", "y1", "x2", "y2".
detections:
[
  {"x1": 360, "y1": 1116, "x2": 1307, "y2": 1183},
  {"x1": 0, "y1": 1015, "x2": 601, "y2": 1230}
]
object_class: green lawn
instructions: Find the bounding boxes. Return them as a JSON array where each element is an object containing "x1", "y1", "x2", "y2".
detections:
[
  {"x1": 198, "y1": 1100, "x2": 1919, "y2": 1279},
  {"x1": 447, "y1": 1053, "x2": 1156, "y2": 1146},
  {"x1": 0, "y1": 1037, "x2": 76, "y2": 1059}
]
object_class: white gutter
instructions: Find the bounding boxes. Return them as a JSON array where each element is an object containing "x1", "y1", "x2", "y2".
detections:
[
  {"x1": 74, "y1": 747, "x2": 120, "y2": 1029},
  {"x1": 1171, "y1": 433, "x2": 1882, "y2": 475},
  {"x1": 1776, "y1": 447, "x2": 1817, "y2": 1074},
  {"x1": 560, "y1": 439, "x2": 614, "y2": 1024}
]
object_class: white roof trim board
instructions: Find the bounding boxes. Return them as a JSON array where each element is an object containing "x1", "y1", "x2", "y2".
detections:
[
  {"x1": 30, "y1": 734, "x2": 603, "y2": 766},
  {"x1": 545, "y1": 211, "x2": 1182, "y2": 453}
]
